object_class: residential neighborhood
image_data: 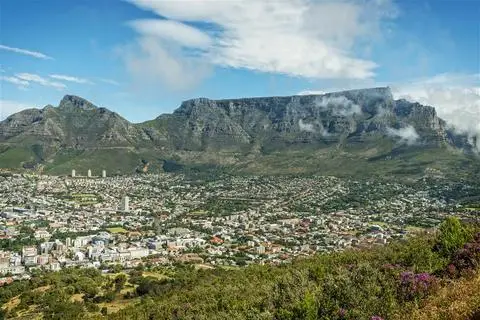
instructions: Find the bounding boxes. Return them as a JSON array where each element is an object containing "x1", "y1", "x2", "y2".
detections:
[{"x1": 0, "y1": 171, "x2": 477, "y2": 282}]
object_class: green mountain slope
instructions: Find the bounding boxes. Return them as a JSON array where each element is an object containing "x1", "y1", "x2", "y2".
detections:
[{"x1": 0, "y1": 88, "x2": 478, "y2": 178}]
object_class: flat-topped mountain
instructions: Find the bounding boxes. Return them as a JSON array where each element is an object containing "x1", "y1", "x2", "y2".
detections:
[{"x1": 0, "y1": 88, "x2": 478, "y2": 178}]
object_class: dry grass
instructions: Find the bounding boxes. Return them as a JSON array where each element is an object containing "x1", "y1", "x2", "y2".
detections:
[
  {"x1": 2, "y1": 295, "x2": 20, "y2": 312},
  {"x1": 71, "y1": 293, "x2": 84, "y2": 302},
  {"x1": 32, "y1": 285, "x2": 51, "y2": 293},
  {"x1": 408, "y1": 273, "x2": 480, "y2": 320},
  {"x1": 98, "y1": 296, "x2": 139, "y2": 314}
]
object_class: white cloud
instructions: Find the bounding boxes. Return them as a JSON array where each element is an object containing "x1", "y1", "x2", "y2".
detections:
[
  {"x1": 0, "y1": 75, "x2": 29, "y2": 88},
  {"x1": 315, "y1": 95, "x2": 362, "y2": 116},
  {"x1": 122, "y1": 36, "x2": 211, "y2": 91},
  {"x1": 298, "y1": 119, "x2": 316, "y2": 133},
  {"x1": 298, "y1": 73, "x2": 480, "y2": 151},
  {"x1": 128, "y1": 19, "x2": 212, "y2": 48},
  {"x1": 124, "y1": 0, "x2": 397, "y2": 89},
  {"x1": 386, "y1": 125, "x2": 420, "y2": 145},
  {"x1": 0, "y1": 44, "x2": 53, "y2": 60},
  {"x1": 298, "y1": 90, "x2": 326, "y2": 96},
  {"x1": 15, "y1": 73, "x2": 66, "y2": 90},
  {"x1": 49, "y1": 74, "x2": 93, "y2": 84},
  {"x1": 0, "y1": 100, "x2": 34, "y2": 120},
  {"x1": 99, "y1": 78, "x2": 121, "y2": 86},
  {"x1": 392, "y1": 73, "x2": 480, "y2": 151}
]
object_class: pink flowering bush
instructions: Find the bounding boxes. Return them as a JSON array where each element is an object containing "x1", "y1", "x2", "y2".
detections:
[
  {"x1": 447, "y1": 232, "x2": 480, "y2": 277},
  {"x1": 399, "y1": 271, "x2": 438, "y2": 301}
]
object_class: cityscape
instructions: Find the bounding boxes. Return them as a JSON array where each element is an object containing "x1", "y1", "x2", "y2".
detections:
[
  {"x1": 1, "y1": 169, "x2": 476, "y2": 283},
  {"x1": 1, "y1": 0, "x2": 479, "y2": 317}
]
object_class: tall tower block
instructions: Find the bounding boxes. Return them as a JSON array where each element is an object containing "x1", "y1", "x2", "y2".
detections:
[
  {"x1": 71, "y1": 170, "x2": 76, "y2": 177},
  {"x1": 121, "y1": 196, "x2": 130, "y2": 212},
  {"x1": 102, "y1": 170, "x2": 106, "y2": 178},
  {"x1": 87, "y1": 169, "x2": 92, "y2": 178}
]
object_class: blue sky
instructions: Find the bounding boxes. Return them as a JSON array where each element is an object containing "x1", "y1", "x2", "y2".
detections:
[{"x1": 0, "y1": 0, "x2": 479, "y2": 124}]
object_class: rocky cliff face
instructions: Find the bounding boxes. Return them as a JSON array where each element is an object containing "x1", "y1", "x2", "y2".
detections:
[
  {"x1": 0, "y1": 87, "x2": 476, "y2": 173},
  {"x1": 168, "y1": 87, "x2": 452, "y2": 150}
]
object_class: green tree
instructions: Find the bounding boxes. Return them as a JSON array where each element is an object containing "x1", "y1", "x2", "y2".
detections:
[
  {"x1": 114, "y1": 274, "x2": 127, "y2": 292},
  {"x1": 436, "y1": 216, "x2": 472, "y2": 257},
  {"x1": 101, "y1": 307, "x2": 108, "y2": 316}
]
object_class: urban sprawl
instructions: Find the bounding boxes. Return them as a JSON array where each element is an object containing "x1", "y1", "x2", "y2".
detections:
[{"x1": 0, "y1": 170, "x2": 476, "y2": 284}]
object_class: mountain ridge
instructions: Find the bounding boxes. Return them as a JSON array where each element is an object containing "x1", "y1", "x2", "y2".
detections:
[{"x1": 0, "y1": 87, "x2": 478, "y2": 178}]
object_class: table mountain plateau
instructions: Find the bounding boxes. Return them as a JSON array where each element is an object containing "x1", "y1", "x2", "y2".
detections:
[{"x1": 0, "y1": 87, "x2": 478, "y2": 178}]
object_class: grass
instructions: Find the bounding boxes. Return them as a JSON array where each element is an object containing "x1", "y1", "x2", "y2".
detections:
[
  {"x1": 142, "y1": 271, "x2": 170, "y2": 280},
  {"x1": 98, "y1": 296, "x2": 140, "y2": 314},
  {"x1": 2, "y1": 295, "x2": 20, "y2": 313},
  {"x1": 70, "y1": 293, "x2": 84, "y2": 302},
  {"x1": 369, "y1": 221, "x2": 389, "y2": 227},
  {"x1": 465, "y1": 207, "x2": 480, "y2": 211},
  {"x1": 406, "y1": 225, "x2": 426, "y2": 233},
  {"x1": 189, "y1": 210, "x2": 208, "y2": 216},
  {"x1": 406, "y1": 272, "x2": 480, "y2": 320},
  {"x1": 106, "y1": 227, "x2": 128, "y2": 234},
  {"x1": 0, "y1": 147, "x2": 34, "y2": 168}
]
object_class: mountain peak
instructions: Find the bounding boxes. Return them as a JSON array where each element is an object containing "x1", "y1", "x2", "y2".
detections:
[{"x1": 59, "y1": 95, "x2": 97, "y2": 110}]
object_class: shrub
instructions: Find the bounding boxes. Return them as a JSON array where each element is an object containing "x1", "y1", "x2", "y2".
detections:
[
  {"x1": 436, "y1": 217, "x2": 472, "y2": 257},
  {"x1": 447, "y1": 232, "x2": 480, "y2": 277},
  {"x1": 399, "y1": 272, "x2": 438, "y2": 302}
]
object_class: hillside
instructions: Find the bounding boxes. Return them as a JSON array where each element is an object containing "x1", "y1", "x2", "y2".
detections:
[
  {"x1": 0, "y1": 88, "x2": 478, "y2": 178},
  {"x1": 1, "y1": 218, "x2": 479, "y2": 320}
]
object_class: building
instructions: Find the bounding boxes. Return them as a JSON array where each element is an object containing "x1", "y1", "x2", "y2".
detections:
[
  {"x1": 87, "y1": 169, "x2": 92, "y2": 178},
  {"x1": 0, "y1": 265, "x2": 25, "y2": 275},
  {"x1": 255, "y1": 245, "x2": 266, "y2": 254},
  {"x1": 39, "y1": 241, "x2": 55, "y2": 254},
  {"x1": 65, "y1": 237, "x2": 72, "y2": 248},
  {"x1": 24, "y1": 255, "x2": 38, "y2": 266},
  {"x1": 71, "y1": 169, "x2": 76, "y2": 177},
  {"x1": 0, "y1": 251, "x2": 10, "y2": 268},
  {"x1": 34, "y1": 230, "x2": 51, "y2": 240},
  {"x1": 22, "y1": 246, "x2": 37, "y2": 258},
  {"x1": 102, "y1": 170, "x2": 106, "y2": 178},
  {"x1": 121, "y1": 196, "x2": 129, "y2": 212},
  {"x1": 128, "y1": 248, "x2": 149, "y2": 259},
  {"x1": 37, "y1": 254, "x2": 49, "y2": 265}
]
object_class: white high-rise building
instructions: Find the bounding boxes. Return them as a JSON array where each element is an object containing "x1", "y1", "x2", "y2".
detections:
[
  {"x1": 102, "y1": 170, "x2": 106, "y2": 178},
  {"x1": 121, "y1": 196, "x2": 130, "y2": 212},
  {"x1": 71, "y1": 169, "x2": 76, "y2": 177},
  {"x1": 87, "y1": 169, "x2": 92, "y2": 177}
]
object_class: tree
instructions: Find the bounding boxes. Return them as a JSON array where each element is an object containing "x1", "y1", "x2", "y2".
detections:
[
  {"x1": 101, "y1": 307, "x2": 108, "y2": 316},
  {"x1": 114, "y1": 274, "x2": 127, "y2": 292},
  {"x1": 436, "y1": 216, "x2": 472, "y2": 257},
  {"x1": 111, "y1": 264, "x2": 123, "y2": 274}
]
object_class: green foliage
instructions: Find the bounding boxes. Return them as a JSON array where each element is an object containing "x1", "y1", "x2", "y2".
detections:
[
  {"x1": 436, "y1": 217, "x2": 472, "y2": 257},
  {"x1": 1, "y1": 221, "x2": 479, "y2": 320},
  {"x1": 107, "y1": 226, "x2": 479, "y2": 320},
  {"x1": 114, "y1": 274, "x2": 127, "y2": 292},
  {"x1": 101, "y1": 307, "x2": 108, "y2": 316}
]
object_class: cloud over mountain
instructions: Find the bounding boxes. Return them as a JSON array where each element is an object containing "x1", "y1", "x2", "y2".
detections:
[
  {"x1": 386, "y1": 125, "x2": 420, "y2": 145},
  {"x1": 392, "y1": 73, "x2": 480, "y2": 151}
]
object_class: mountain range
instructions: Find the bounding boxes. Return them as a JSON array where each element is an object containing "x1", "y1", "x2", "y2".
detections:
[{"x1": 0, "y1": 87, "x2": 478, "y2": 179}]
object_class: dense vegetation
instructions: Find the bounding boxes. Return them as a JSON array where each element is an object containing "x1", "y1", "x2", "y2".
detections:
[{"x1": 1, "y1": 217, "x2": 479, "y2": 320}]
